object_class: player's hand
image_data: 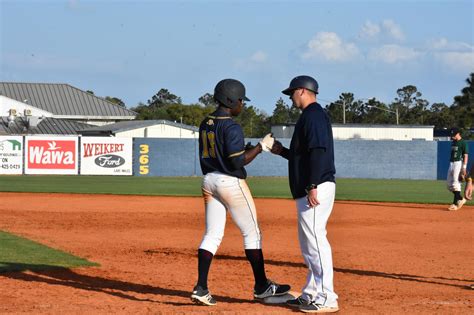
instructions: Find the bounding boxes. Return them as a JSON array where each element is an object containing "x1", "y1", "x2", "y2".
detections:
[
  {"x1": 259, "y1": 133, "x2": 275, "y2": 152},
  {"x1": 245, "y1": 142, "x2": 255, "y2": 150},
  {"x1": 465, "y1": 181, "x2": 473, "y2": 200},
  {"x1": 307, "y1": 188, "x2": 320, "y2": 207},
  {"x1": 271, "y1": 140, "x2": 283, "y2": 155}
]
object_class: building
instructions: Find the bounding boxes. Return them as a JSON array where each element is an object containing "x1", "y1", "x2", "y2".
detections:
[
  {"x1": 79, "y1": 120, "x2": 199, "y2": 138},
  {"x1": 0, "y1": 82, "x2": 136, "y2": 127},
  {"x1": 271, "y1": 123, "x2": 434, "y2": 141}
]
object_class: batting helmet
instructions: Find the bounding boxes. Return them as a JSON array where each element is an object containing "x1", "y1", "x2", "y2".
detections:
[
  {"x1": 282, "y1": 75, "x2": 319, "y2": 95},
  {"x1": 214, "y1": 79, "x2": 250, "y2": 109}
]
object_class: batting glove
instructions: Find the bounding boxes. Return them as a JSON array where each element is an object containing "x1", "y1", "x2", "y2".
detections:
[{"x1": 259, "y1": 133, "x2": 275, "y2": 152}]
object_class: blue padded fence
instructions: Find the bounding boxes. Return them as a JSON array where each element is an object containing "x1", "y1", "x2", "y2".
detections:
[{"x1": 131, "y1": 138, "x2": 474, "y2": 180}]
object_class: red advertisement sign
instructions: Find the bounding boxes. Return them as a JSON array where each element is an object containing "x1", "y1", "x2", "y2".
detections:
[{"x1": 27, "y1": 139, "x2": 76, "y2": 169}]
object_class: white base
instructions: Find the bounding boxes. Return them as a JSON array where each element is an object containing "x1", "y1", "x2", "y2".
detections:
[{"x1": 263, "y1": 291, "x2": 299, "y2": 304}]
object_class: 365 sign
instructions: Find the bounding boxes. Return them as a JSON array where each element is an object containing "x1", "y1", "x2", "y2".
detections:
[{"x1": 25, "y1": 136, "x2": 78, "y2": 175}]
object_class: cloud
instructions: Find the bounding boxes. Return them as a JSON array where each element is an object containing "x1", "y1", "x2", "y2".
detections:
[
  {"x1": 434, "y1": 52, "x2": 474, "y2": 72},
  {"x1": 67, "y1": 0, "x2": 80, "y2": 10},
  {"x1": 235, "y1": 50, "x2": 268, "y2": 71},
  {"x1": 302, "y1": 32, "x2": 359, "y2": 62},
  {"x1": 359, "y1": 19, "x2": 404, "y2": 41},
  {"x1": 368, "y1": 45, "x2": 421, "y2": 63},
  {"x1": 359, "y1": 21, "x2": 380, "y2": 39},
  {"x1": 382, "y1": 20, "x2": 405, "y2": 41},
  {"x1": 250, "y1": 50, "x2": 267, "y2": 63},
  {"x1": 428, "y1": 37, "x2": 472, "y2": 51},
  {"x1": 428, "y1": 38, "x2": 474, "y2": 72}
]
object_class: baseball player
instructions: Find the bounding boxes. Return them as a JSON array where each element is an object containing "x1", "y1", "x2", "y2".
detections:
[
  {"x1": 271, "y1": 75, "x2": 339, "y2": 313},
  {"x1": 191, "y1": 78, "x2": 290, "y2": 306},
  {"x1": 446, "y1": 127, "x2": 469, "y2": 211}
]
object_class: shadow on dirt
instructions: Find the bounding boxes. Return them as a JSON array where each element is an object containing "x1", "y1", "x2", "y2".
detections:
[
  {"x1": 0, "y1": 262, "x2": 255, "y2": 305},
  {"x1": 214, "y1": 254, "x2": 473, "y2": 289}
]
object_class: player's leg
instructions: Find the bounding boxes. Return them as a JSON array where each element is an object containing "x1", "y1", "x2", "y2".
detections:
[
  {"x1": 447, "y1": 162, "x2": 458, "y2": 210},
  {"x1": 216, "y1": 176, "x2": 266, "y2": 287},
  {"x1": 448, "y1": 161, "x2": 464, "y2": 209},
  {"x1": 192, "y1": 173, "x2": 227, "y2": 306},
  {"x1": 220, "y1": 176, "x2": 290, "y2": 298},
  {"x1": 296, "y1": 182, "x2": 338, "y2": 308}
]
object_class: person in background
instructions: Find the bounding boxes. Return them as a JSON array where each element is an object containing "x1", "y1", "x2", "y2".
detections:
[{"x1": 446, "y1": 128, "x2": 468, "y2": 211}]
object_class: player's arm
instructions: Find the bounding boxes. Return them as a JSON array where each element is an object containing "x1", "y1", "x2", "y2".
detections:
[
  {"x1": 465, "y1": 165, "x2": 473, "y2": 200},
  {"x1": 228, "y1": 144, "x2": 262, "y2": 168},
  {"x1": 226, "y1": 124, "x2": 261, "y2": 169},
  {"x1": 245, "y1": 143, "x2": 263, "y2": 164},
  {"x1": 461, "y1": 155, "x2": 468, "y2": 176}
]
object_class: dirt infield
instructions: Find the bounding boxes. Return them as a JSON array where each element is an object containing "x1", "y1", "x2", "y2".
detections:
[{"x1": 0, "y1": 192, "x2": 472, "y2": 314}]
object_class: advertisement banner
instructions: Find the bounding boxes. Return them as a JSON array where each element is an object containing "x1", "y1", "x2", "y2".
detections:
[
  {"x1": 80, "y1": 137, "x2": 133, "y2": 175},
  {"x1": 0, "y1": 136, "x2": 23, "y2": 174},
  {"x1": 25, "y1": 136, "x2": 78, "y2": 175}
]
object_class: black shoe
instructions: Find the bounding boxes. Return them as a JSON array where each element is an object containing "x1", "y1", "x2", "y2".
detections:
[
  {"x1": 300, "y1": 301, "x2": 339, "y2": 313},
  {"x1": 286, "y1": 296, "x2": 309, "y2": 307},
  {"x1": 191, "y1": 285, "x2": 217, "y2": 306},
  {"x1": 254, "y1": 279, "x2": 291, "y2": 299}
]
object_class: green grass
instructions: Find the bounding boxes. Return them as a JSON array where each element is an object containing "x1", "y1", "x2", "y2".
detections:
[
  {"x1": 0, "y1": 175, "x2": 453, "y2": 204},
  {"x1": 0, "y1": 231, "x2": 98, "y2": 273}
]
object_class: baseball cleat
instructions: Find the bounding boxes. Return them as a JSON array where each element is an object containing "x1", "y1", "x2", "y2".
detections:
[
  {"x1": 191, "y1": 285, "x2": 216, "y2": 306},
  {"x1": 299, "y1": 301, "x2": 339, "y2": 313},
  {"x1": 456, "y1": 198, "x2": 466, "y2": 210},
  {"x1": 287, "y1": 296, "x2": 310, "y2": 307},
  {"x1": 254, "y1": 279, "x2": 291, "y2": 299},
  {"x1": 447, "y1": 204, "x2": 458, "y2": 211}
]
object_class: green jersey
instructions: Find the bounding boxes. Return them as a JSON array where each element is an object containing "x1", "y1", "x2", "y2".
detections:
[{"x1": 450, "y1": 139, "x2": 468, "y2": 162}]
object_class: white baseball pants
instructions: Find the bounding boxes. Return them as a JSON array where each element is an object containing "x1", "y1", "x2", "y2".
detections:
[
  {"x1": 199, "y1": 172, "x2": 262, "y2": 255},
  {"x1": 447, "y1": 161, "x2": 462, "y2": 192},
  {"x1": 296, "y1": 181, "x2": 338, "y2": 307}
]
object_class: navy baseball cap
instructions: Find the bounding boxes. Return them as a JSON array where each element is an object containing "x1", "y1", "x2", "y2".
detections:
[{"x1": 450, "y1": 127, "x2": 460, "y2": 136}]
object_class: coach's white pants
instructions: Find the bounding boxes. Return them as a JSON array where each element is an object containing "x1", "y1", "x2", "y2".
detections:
[
  {"x1": 296, "y1": 181, "x2": 338, "y2": 307},
  {"x1": 447, "y1": 161, "x2": 462, "y2": 192},
  {"x1": 199, "y1": 172, "x2": 261, "y2": 255}
]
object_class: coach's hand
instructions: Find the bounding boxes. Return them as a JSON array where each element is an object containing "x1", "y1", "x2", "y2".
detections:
[
  {"x1": 271, "y1": 140, "x2": 283, "y2": 155},
  {"x1": 307, "y1": 188, "x2": 320, "y2": 207}
]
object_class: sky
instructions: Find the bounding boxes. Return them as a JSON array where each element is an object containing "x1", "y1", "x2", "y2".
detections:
[{"x1": 1, "y1": 0, "x2": 473, "y2": 115}]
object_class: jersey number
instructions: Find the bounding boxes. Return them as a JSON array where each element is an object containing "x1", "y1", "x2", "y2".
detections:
[{"x1": 201, "y1": 130, "x2": 216, "y2": 158}]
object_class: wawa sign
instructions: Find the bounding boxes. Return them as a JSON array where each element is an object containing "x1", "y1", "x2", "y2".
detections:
[{"x1": 25, "y1": 137, "x2": 78, "y2": 175}]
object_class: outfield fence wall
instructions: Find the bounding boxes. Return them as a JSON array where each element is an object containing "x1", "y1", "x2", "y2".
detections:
[{"x1": 1, "y1": 135, "x2": 472, "y2": 180}]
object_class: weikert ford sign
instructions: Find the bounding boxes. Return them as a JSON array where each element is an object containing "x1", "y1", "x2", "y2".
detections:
[
  {"x1": 80, "y1": 137, "x2": 132, "y2": 175},
  {"x1": 25, "y1": 136, "x2": 78, "y2": 175}
]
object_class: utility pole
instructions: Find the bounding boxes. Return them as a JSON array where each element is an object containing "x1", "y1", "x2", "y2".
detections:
[
  {"x1": 342, "y1": 100, "x2": 346, "y2": 124},
  {"x1": 368, "y1": 105, "x2": 399, "y2": 125}
]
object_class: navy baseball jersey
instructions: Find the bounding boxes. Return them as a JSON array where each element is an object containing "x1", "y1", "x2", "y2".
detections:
[
  {"x1": 199, "y1": 108, "x2": 247, "y2": 179},
  {"x1": 288, "y1": 102, "x2": 335, "y2": 199}
]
